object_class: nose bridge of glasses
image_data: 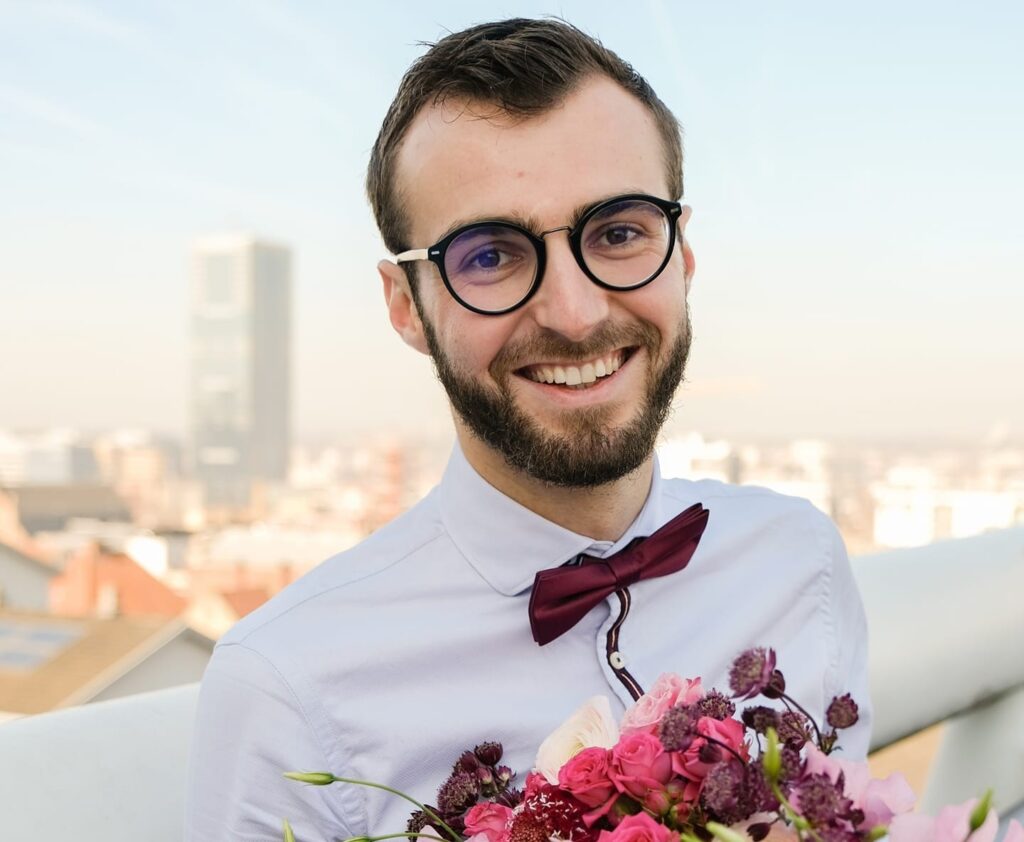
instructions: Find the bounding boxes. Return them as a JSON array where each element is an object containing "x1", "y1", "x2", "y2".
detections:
[{"x1": 538, "y1": 224, "x2": 572, "y2": 240}]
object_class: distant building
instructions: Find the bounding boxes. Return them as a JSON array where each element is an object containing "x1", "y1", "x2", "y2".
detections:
[
  {"x1": 0, "y1": 541, "x2": 58, "y2": 612},
  {"x1": 0, "y1": 429, "x2": 99, "y2": 486},
  {"x1": 49, "y1": 542, "x2": 186, "y2": 620},
  {"x1": 189, "y1": 235, "x2": 292, "y2": 518},
  {"x1": 0, "y1": 609, "x2": 213, "y2": 718},
  {"x1": 0, "y1": 485, "x2": 131, "y2": 535}
]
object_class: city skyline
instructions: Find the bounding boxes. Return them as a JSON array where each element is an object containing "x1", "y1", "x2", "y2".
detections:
[{"x1": 2, "y1": 2, "x2": 1022, "y2": 442}]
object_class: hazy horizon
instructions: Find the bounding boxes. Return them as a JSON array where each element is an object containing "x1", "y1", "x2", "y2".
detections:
[{"x1": 2, "y1": 1, "x2": 1022, "y2": 443}]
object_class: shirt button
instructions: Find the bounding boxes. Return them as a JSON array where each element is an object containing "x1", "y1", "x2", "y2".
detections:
[{"x1": 609, "y1": 651, "x2": 626, "y2": 669}]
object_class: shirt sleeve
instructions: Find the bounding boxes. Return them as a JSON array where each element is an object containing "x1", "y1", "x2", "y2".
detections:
[
  {"x1": 184, "y1": 641, "x2": 363, "y2": 841},
  {"x1": 822, "y1": 518, "x2": 874, "y2": 760}
]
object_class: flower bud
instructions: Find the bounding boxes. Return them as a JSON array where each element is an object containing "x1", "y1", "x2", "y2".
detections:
[
  {"x1": 283, "y1": 771, "x2": 335, "y2": 786},
  {"x1": 495, "y1": 765, "x2": 512, "y2": 785},
  {"x1": 699, "y1": 741, "x2": 722, "y2": 763},
  {"x1": 474, "y1": 741, "x2": 504, "y2": 766},
  {"x1": 826, "y1": 693, "x2": 859, "y2": 730},
  {"x1": 745, "y1": 822, "x2": 771, "y2": 841},
  {"x1": 665, "y1": 779, "x2": 688, "y2": 802},
  {"x1": 642, "y1": 788, "x2": 671, "y2": 815},
  {"x1": 763, "y1": 670, "x2": 786, "y2": 699},
  {"x1": 970, "y1": 789, "x2": 993, "y2": 832}
]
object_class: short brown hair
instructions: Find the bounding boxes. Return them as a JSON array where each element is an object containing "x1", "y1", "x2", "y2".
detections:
[{"x1": 366, "y1": 17, "x2": 684, "y2": 256}]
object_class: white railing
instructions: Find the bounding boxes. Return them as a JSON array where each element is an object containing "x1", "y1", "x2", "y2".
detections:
[{"x1": 0, "y1": 527, "x2": 1022, "y2": 840}]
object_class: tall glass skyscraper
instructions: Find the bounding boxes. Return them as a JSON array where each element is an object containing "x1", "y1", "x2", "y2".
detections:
[{"x1": 189, "y1": 235, "x2": 291, "y2": 515}]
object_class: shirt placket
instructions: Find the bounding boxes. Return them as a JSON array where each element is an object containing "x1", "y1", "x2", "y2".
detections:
[{"x1": 582, "y1": 541, "x2": 648, "y2": 707}]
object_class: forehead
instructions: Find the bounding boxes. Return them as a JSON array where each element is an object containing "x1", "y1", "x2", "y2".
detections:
[{"x1": 394, "y1": 75, "x2": 670, "y2": 244}]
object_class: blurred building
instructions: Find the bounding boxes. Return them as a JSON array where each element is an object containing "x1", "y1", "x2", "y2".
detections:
[
  {"x1": 0, "y1": 609, "x2": 213, "y2": 719},
  {"x1": 188, "y1": 235, "x2": 292, "y2": 520},
  {"x1": 49, "y1": 542, "x2": 186, "y2": 620},
  {"x1": 0, "y1": 428, "x2": 98, "y2": 486}
]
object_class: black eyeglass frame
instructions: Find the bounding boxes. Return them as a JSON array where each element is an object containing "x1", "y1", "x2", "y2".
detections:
[{"x1": 394, "y1": 193, "x2": 684, "y2": 316}]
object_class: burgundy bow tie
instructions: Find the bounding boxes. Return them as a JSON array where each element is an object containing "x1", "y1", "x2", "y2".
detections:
[{"x1": 528, "y1": 502, "x2": 709, "y2": 646}]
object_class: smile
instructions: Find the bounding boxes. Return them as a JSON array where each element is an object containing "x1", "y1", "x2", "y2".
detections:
[{"x1": 515, "y1": 348, "x2": 636, "y2": 389}]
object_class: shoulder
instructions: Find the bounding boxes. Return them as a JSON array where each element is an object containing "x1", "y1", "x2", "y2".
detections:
[
  {"x1": 660, "y1": 475, "x2": 843, "y2": 575},
  {"x1": 663, "y1": 475, "x2": 834, "y2": 531},
  {"x1": 218, "y1": 488, "x2": 449, "y2": 649}
]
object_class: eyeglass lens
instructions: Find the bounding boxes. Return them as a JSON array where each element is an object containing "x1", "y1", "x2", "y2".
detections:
[{"x1": 443, "y1": 198, "x2": 673, "y2": 313}]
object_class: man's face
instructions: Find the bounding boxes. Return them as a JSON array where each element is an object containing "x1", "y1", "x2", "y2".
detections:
[{"x1": 388, "y1": 75, "x2": 695, "y2": 487}]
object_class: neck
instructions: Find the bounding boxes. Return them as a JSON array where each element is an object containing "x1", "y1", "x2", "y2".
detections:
[{"x1": 457, "y1": 428, "x2": 654, "y2": 542}]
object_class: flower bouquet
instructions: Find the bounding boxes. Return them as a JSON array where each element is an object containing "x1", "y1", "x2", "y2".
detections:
[{"x1": 284, "y1": 648, "x2": 1022, "y2": 842}]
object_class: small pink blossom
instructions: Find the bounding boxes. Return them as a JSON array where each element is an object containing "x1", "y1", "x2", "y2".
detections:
[
  {"x1": 620, "y1": 673, "x2": 704, "y2": 734},
  {"x1": 887, "y1": 797, "x2": 1004, "y2": 842},
  {"x1": 464, "y1": 803, "x2": 514, "y2": 842},
  {"x1": 596, "y1": 811, "x2": 678, "y2": 842},
  {"x1": 803, "y1": 744, "x2": 916, "y2": 829},
  {"x1": 608, "y1": 731, "x2": 673, "y2": 800}
]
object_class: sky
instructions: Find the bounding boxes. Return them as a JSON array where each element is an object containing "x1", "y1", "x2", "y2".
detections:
[{"x1": 1, "y1": 1, "x2": 1022, "y2": 444}]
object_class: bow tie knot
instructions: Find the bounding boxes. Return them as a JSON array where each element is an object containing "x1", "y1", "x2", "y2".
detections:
[{"x1": 528, "y1": 503, "x2": 709, "y2": 646}]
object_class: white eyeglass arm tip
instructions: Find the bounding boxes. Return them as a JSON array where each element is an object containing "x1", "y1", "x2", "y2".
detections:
[{"x1": 395, "y1": 248, "x2": 429, "y2": 263}]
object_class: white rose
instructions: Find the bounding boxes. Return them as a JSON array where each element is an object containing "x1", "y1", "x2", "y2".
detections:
[{"x1": 535, "y1": 695, "x2": 620, "y2": 784}]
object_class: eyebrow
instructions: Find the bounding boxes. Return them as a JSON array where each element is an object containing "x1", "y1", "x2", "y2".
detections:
[{"x1": 431, "y1": 187, "x2": 653, "y2": 243}]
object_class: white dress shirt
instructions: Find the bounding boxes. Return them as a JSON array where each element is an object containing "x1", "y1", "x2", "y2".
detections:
[{"x1": 185, "y1": 444, "x2": 871, "y2": 842}]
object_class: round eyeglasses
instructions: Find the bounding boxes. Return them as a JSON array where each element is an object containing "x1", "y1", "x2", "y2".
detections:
[{"x1": 394, "y1": 193, "x2": 683, "y2": 316}]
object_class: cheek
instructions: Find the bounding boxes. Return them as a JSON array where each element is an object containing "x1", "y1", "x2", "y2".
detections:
[{"x1": 437, "y1": 313, "x2": 512, "y2": 375}]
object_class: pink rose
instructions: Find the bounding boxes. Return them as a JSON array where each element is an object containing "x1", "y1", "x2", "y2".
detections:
[
  {"x1": 596, "y1": 811, "x2": 678, "y2": 842},
  {"x1": 803, "y1": 744, "x2": 916, "y2": 829},
  {"x1": 672, "y1": 716, "x2": 748, "y2": 785},
  {"x1": 887, "y1": 797, "x2": 1015, "y2": 842},
  {"x1": 609, "y1": 732, "x2": 673, "y2": 801},
  {"x1": 558, "y1": 746, "x2": 618, "y2": 812},
  {"x1": 464, "y1": 803, "x2": 513, "y2": 842},
  {"x1": 620, "y1": 673, "x2": 704, "y2": 734}
]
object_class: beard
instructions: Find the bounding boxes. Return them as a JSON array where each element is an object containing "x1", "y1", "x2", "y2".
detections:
[{"x1": 419, "y1": 308, "x2": 692, "y2": 488}]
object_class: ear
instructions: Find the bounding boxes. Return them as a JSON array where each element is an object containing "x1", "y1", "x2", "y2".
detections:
[
  {"x1": 379, "y1": 259, "x2": 430, "y2": 355},
  {"x1": 677, "y1": 205, "x2": 696, "y2": 290}
]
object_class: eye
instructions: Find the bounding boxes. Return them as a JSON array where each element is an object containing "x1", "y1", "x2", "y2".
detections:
[
  {"x1": 464, "y1": 246, "x2": 513, "y2": 272},
  {"x1": 593, "y1": 224, "x2": 642, "y2": 248}
]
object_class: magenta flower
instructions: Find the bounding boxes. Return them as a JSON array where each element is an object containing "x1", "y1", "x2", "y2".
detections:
[{"x1": 596, "y1": 811, "x2": 678, "y2": 842}]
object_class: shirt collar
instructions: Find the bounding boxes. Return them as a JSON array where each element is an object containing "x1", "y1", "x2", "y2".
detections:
[{"x1": 437, "y1": 442, "x2": 670, "y2": 596}]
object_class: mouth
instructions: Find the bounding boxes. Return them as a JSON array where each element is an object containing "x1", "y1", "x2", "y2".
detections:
[{"x1": 513, "y1": 347, "x2": 638, "y2": 391}]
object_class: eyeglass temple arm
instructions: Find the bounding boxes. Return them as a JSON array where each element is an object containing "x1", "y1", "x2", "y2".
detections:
[{"x1": 395, "y1": 248, "x2": 429, "y2": 264}]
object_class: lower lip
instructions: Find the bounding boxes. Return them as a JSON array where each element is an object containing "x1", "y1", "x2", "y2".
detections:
[{"x1": 513, "y1": 351, "x2": 638, "y2": 406}]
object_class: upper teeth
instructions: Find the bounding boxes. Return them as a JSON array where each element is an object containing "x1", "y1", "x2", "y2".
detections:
[{"x1": 523, "y1": 351, "x2": 625, "y2": 385}]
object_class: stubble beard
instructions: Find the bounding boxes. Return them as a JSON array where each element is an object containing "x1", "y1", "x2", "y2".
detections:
[{"x1": 419, "y1": 307, "x2": 692, "y2": 488}]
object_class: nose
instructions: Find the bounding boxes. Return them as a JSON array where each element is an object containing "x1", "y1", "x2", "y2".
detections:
[{"x1": 528, "y1": 232, "x2": 610, "y2": 342}]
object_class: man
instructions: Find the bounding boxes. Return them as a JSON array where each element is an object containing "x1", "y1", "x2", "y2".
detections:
[{"x1": 185, "y1": 18, "x2": 871, "y2": 841}]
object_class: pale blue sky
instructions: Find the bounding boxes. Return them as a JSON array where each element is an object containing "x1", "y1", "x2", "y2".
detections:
[{"x1": 1, "y1": 1, "x2": 1021, "y2": 442}]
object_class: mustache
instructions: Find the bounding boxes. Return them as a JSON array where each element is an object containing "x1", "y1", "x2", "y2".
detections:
[{"x1": 490, "y1": 321, "x2": 662, "y2": 377}]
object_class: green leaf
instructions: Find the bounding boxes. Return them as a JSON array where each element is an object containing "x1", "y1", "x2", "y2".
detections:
[{"x1": 283, "y1": 818, "x2": 296, "y2": 842}]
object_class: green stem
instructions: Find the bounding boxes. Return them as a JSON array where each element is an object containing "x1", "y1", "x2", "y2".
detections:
[{"x1": 327, "y1": 777, "x2": 460, "y2": 842}]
